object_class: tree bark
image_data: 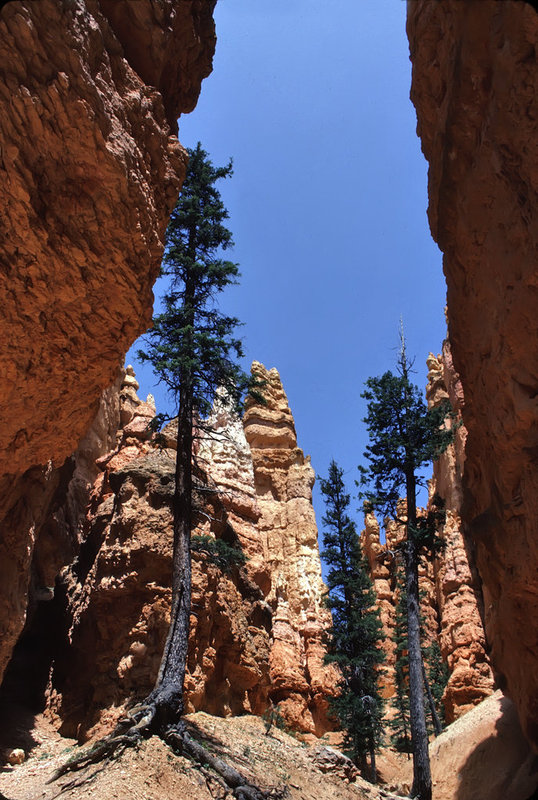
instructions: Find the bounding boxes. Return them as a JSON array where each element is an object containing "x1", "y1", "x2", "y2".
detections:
[
  {"x1": 405, "y1": 472, "x2": 432, "y2": 800},
  {"x1": 149, "y1": 272, "x2": 195, "y2": 730},
  {"x1": 422, "y1": 657, "x2": 443, "y2": 737},
  {"x1": 369, "y1": 739, "x2": 377, "y2": 784}
]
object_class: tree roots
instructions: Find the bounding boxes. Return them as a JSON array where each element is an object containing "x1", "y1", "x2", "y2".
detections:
[{"x1": 48, "y1": 705, "x2": 286, "y2": 800}]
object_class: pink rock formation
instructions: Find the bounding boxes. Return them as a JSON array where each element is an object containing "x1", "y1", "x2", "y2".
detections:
[
  {"x1": 0, "y1": 0, "x2": 216, "y2": 684},
  {"x1": 47, "y1": 365, "x2": 337, "y2": 738},
  {"x1": 408, "y1": 0, "x2": 538, "y2": 747},
  {"x1": 243, "y1": 363, "x2": 339, "y2": 734}
]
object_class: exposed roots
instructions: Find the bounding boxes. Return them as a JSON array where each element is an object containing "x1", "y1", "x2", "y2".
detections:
[
  {"x1": 167, "y1": 726, "x2": 286, "y2": 800},
  {"x1": 48, "y1": 708, "x2": 287, "y2": 800},
  {"x1": 47, "y1": 701, "x2": 158, "y2": 783}
]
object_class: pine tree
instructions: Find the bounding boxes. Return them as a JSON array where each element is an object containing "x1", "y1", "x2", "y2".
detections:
[
  {"x1": 388, "y1": 569, "x2": 412, "y2": 755},
  {"x1": 319, "y1": 460, "x2": 385, "y2": 783},
  {"x1": 358, "y1": 331, "x2": 454, "y2": 800},
  {"x1": 422, "y1": 640, "x2": 448, "y2": 731},
  {"x1": 389, "y1": 569, "x2": 448, "y2": 748},
  {"x1": 135, "y1": 142, "x2": 255, "y2": 733},
  {"x1": 52, "y1": 146, "x2": 272, "y2": 800}
]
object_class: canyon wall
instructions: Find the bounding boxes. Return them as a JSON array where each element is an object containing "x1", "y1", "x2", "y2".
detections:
[
  {"x1": 362, "y1": 347, "x2": 494, "y2": 723},
  {"x1": 0, "y1": 0, "x2": 216, "y2": 684},
  {"x1": 426, "y1": 347, "x2": 495, "y2": 720},
  {"x1": 408, "y1": 0, "x2": 538, "y2": 746},
  {"x1": 47, "y1": 365, "x2": 338, "y2": 739}
]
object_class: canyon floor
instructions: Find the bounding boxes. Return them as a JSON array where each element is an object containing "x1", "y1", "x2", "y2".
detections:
[
  {"x1": 0, "y1": 709, "x2": 403, "y2": 800},
  {"x1": 2, "y1": 692, "x2": 538, "y2": 800}
]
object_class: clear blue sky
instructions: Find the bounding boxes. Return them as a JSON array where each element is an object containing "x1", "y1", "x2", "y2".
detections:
[{"x1": 126, "y1": 0, "x2": 447, "y2": 532}]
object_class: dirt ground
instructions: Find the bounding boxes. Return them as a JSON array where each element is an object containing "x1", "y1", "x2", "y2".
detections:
[{"x1": 0, "y1": 710, "x2": 409, "y2": 800}]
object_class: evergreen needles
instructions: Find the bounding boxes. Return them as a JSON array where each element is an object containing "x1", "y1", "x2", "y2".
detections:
[{"x1": 319, "y1": 460, "x2": 385, "y2": 783}]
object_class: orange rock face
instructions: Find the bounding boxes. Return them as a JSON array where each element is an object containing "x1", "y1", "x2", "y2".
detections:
[
  {"x1": 0, "y1": 0, "x2": 215, "y2": 684},
  {"x1": 426, "y1": 347, "x2": 494, "y2": 721},
  {"x1": 244, "y1": 363, "x2": 340, "y2": 734},
  {"x1": 48, "y1": 366, "x2": 338, "y2": 738},
  {"x1": 408, "y1": 0, "x2": 538, "y2": 746}
]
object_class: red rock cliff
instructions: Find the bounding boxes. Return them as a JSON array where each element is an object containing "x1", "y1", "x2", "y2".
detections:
[
  {"x1": 0, "y1": 0, "x2": 216, "y2": 683},
  {"x1": 408, "y1": 0, "x2": 538, "y2": 746},
  {"x1": 47, "y1": 365, "x2": 337, "y2": 738}
]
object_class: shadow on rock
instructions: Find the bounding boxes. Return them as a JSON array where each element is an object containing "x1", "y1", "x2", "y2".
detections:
[{"x1": 455, "y1": 694, "x2": 538, "y2": 800}]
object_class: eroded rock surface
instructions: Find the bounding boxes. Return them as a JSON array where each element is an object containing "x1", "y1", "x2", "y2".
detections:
[
  {"x1": 47, "y1": 366, "x2": 337, "y2": 738},
  {"x1": 0, "y1": 373, "x2": 122, "y2": 685},
  {"x1": 426, "y1": 347, "x2": 494, "y2": 721},
  {"x1": 0, "y1": 0, "x2": 215, "y2": 684},
  {"x1": 408, "y1": 0, "x2": 538, "y2": 746},
  {"x1": 244, "y1": 363, "x2": 339, "y2": 734}
]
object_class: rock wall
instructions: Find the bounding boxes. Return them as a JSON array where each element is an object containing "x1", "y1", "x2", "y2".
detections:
[
  {"x1": 47, "y1": 365, "x2": 337, "y2": 739},
  {"x1": 0, "y1": 0, "x2": 216, "y2": 684},
  {"x1": 361, "y1": 348, "x2": 494, "y2": 722},
  {"x1": 398, "y1": 691, "x2": 538, "y2": 800},
  {"x1": 407, "y1": 0, "x2": 538, "y2": 746},
  {"x1": 0, "y1": 373, "x2": 122, "y2": 685},
  {"x1": 243, "y1": 363, "x2": 339, "y2": 734},
  {"x1": 426, "y1": 347, "x2": 495, "y2": 721}
]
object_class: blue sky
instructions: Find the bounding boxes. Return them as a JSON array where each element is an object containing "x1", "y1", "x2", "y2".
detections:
[{"x1": 126, "y1": 0, "x2": 447, "y2": 533}]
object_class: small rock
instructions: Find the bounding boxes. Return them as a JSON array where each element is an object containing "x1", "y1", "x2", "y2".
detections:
[{"x1": 7, "y1": 748, "x2": 25, "y2": 765}]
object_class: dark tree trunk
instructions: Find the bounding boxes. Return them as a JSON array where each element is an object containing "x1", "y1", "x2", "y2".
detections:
[
  {"x1": 148, "y1": 269, "x2": 195, "y2": 732},
  {"x1": 405, "y1": 472, "x2": 432, "y2": 800},
  {"x1": 422, "y1": 657, "x2": 443, "y2": 737},
  {"x1": 146, "y1": 385, "x2": 193, "y2": 730},
  {"x1": 369, "y1": 739, "x2": 377, "y2": 784}
]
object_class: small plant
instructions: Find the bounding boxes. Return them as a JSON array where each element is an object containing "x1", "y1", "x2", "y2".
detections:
[
  {"x1": 191, "y1": 534, "x2": 247, "y2": 574},
  {"x1": 262, "y1": 706, "x2": 290, "y2": 735}
]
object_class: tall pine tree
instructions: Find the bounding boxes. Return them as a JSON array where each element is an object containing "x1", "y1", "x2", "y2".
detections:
[
  {"x1": 136, "y1": 142, "x2": 255, "y2": 733},
  {"x1": 53, "y1": 145, "x2": 272, "y2": 800},
  {"x1": 389, "y1": 568, "x2": 448, "y2": 750},
  {"x1": 358, "y1": 331, "x2": 454, "y2": 800},
  {"x1": 319, "y1": 460, "x2": 385, "y2": 783}
]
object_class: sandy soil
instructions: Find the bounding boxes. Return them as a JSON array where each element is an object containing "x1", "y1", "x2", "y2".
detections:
[{"x1": 0, "y1": 711, "x2": 407, "y2": 800}]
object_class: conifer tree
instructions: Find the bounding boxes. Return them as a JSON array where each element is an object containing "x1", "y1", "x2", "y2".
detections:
[
  {"x1": 135, "y1": 142, "x2": 254, "y2": 733},
  {"x1": 319, "y1": 460, "x2": 385, "y2": 783},
  {"x1": 388, "y1": 569, "x2": 412, "y2": 754},
  {"x1": 422, "y1": 640, "x2": 448, "y2": 731},
  {"x1": 52, "y1": 145, "x2": 273, "y2": 800},
  {"x1": 358, "y1": 331, "x2": 454, "y2": 800},
  {"x1": 389, "y1": 568, "x2": 448, "y2": 748}
]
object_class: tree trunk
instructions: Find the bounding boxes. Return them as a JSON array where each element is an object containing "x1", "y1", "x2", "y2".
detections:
[
  {"x1": 405, "y1": 473, "x2": 432, "y2": 800},
  {"x1": 149, "y1": 270, "x2": 195, "y2": 731},
  {"x1": 422, "y1": 657, "x2": 443, "y2": 737},
  {"x1": 369, "y1": 740, "x2": 377, "y2": 785}
]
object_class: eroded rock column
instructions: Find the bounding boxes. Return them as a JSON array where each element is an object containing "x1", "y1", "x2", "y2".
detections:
[{"x1": 243, "y1": 362, "x2": 339, "y2": 735}]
